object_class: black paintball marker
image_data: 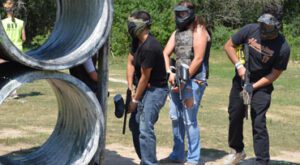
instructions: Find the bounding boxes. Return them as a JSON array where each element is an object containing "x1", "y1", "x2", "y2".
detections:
[
  {"x1": 170, "y1": 59, "x2": 190, "y2": 100},
  {"x1": 241, "y1": 44, "x2": 252, "y2": 120},
  {"x1": 113, "y1": 88, "x2": 134, "y2": 134}
]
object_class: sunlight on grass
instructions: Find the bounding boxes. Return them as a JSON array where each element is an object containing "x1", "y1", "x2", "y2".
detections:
[{"x1": 0, "y1": 50, "x2": 299, "y2": 160}]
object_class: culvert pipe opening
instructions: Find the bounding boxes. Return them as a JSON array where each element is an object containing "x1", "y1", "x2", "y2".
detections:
[
  {"x1": 0, "y1": 64, "x2": 103, "y2": 165},
  {"x1": 0, "y1": 0, "x2": 113, "y2": 70}
]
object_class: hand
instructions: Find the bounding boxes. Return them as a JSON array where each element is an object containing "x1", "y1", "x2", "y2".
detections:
[
  {"x1": 127, "y1": 101, "x2": 138, "y2": 113},
  {"x1": 171, "y1": 82, "x2": 184, "y2": 93},
  {"x1": 244, "y1": 83, "x2": 253, "y2": 94},
  {"x1": 237, "y1": 66, "x2": 246, "y2": 80},
  {"x1": 168, "y1": 73, "x2": 175, "y2": 86},
  {"x1": 240, "y1": 90, "x2": 251, "y2": 105},
  {"x1": 128, "y1": 86, "x2": 136, "y2": 98}
]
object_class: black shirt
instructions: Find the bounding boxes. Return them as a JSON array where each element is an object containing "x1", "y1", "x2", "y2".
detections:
[
  {"x1": 232, "y1": 23, "x2": 290, "y2": 82},
  {"x1": 130, "y1": 34, "x2": 167, "y2": 88}
]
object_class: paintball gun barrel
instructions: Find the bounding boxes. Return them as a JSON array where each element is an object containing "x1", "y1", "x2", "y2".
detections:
[{"x1": 241, "y1": 44, "x2": 251, "y2": 119}]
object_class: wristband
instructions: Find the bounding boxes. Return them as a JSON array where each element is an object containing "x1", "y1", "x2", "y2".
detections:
[
  {"x1": 132, "y1": 99, "x2": 139, "y2": 104},
  {"x1": 235, "y1": 61, "x2": 244, "y2": 70}
]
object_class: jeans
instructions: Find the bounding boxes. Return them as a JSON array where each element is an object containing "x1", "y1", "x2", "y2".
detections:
[
  {"x1": 136, "y1": 86, "x2": 168, "y2": 165},
  {"x1": 129, "y1": 110, "x2": 141, "y2": 159},
  {"x1": 168, "y1": 79, "x2": 206, "y2": 164},
  {"x1": 228, "y1": 79, "x2": 272, "y2": 164}
]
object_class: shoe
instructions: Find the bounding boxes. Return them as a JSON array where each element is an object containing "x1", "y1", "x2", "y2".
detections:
[
  {"x1": 223, "y1": 149, "x2": 246, "y2": 165},
  {"x1": 159, "y1": 157, "x2": 184, "y2": 164},
  {"x1": 10, "y1": 91, "x2": 19, "y2": 99},
  {"x1": 184, "y1": 163, "x2": 197, "y2": 165}
]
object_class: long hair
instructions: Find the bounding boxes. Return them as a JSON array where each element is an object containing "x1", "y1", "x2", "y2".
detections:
[
  {"x1": 4, "y1": 0, "x2": 16, "y2": 22},
  {"x1": 3, "y1": 0, "x2": 27, "y2": 24}
]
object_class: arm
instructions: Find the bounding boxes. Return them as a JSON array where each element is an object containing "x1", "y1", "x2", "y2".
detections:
[
  {"x1": 88, "y1": 72, "x2": 98, "y2": 82},
  {"x1": 189, "y1": 25, "x2": 208, "y2": 78},
  {"x1": 128, "y1": 67, "x2": 152, "y2": 113},
  {"x1": 22, "y1": 26, "x2": 26, "y2": 43},
  {"x1": 163, "y1": 31, "x2": 176, "y2": 72},
  {"x1": 133, "y1": 67, "x2": 152, "y2": 101},
  {"x1": 253, "y1": 68, "x2": 282, "y2": 90},
  {"x1": 163, "y1": 31, "x2": 176, "y2": 84},
  {"x1": 83, "y1": 58, "x2": 98, "y2": 82},
  {"x1": 126, "y1": 53, "x2": 135, "y2": 91},
  {"x1": 224, "y1": 38, "x2": 246, "y2": 80}
]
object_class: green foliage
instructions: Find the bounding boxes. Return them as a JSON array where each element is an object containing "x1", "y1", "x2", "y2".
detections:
[
  {"x1": 210, "y1": 25, "x2": 236, "y2": 49},
  {"x1": 30, "y1": 31, "x2": 51, "y2": 49},
  {"x1": 111, "y1": 0, "x2": 176, "y2": 57},
  {"x1": 282, "y1": 0, "x2": 300, "y2": 61},
  {"x1": 0, "y1": 0, "x2": 298, "y2": 60},
  {"x1": 284, "y1": 23, "x2": 300, "y2": 61},
  {"x1": 23, "y1": 0, "x2": 56, "y2": 48},
  {"x1": 1, "y1": 0, "x2": 56, "y2": 49},
  {"x1": 194, "y1": 0, "x2": 284, "y2": 28}
]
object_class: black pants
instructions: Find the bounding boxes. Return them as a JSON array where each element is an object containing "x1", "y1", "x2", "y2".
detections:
[
  {"x1": 129, "y1": 110, "x2": 141, "y2": 159},
  {"x1": 228, "y1": 80, "x2": 272, "y2": 164}
]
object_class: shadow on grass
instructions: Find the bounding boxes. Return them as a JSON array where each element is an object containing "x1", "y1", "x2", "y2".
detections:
[
  {"x1": 0, "y1": 147, "x2": 138, "y2": 165},
  {"x1": 241, "y1": 158, "x2": 300, "y2": 165},
  {"x1": 201, "y1": 148, "x2": 228, "y2": 163},
  {"x1": 105, "y1": 149, "x2": 137, "y2": 165},
  {"x1": 200, "y1": 149, "x2": 299, "y2": 164},
  {"x1": 0, "y1": 147, "x2": 40, "y2": 164},
  {"x1": 18, "y1": 91, "x2": 43, "y2": 98}
]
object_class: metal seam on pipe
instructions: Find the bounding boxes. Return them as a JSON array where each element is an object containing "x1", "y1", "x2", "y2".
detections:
[
  {"x1": 0, "y1": 64, "x2": 103, "y2": 165},
  {"x1": 0, "y1": 0, "x2": 113, "y2": 70}
]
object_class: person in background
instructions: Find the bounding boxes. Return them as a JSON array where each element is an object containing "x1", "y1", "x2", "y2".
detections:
[
  {"x1": 69, "y1": 56, "x2": 98, "y2": 94},
  {"x1": 2, "y1": 0, "x2": 26, "y2": 99}
]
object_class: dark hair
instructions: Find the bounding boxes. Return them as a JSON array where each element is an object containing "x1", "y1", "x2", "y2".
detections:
[
  {"x1": 3, "y1": 0, "x2": 14, "y2": 5},
  {"x1": 178, "y1": 0, "x2": 195, "y2": 10},
  {"x1": 130, "y1": 11, "x2": 152, "y2": 28},
  {"x1": 262, "y1": 3, "x2": 284, "y2": 22}
]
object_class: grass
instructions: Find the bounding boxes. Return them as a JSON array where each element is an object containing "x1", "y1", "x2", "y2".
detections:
[
  {"x1": 0, "y1": 49, "x2": 299, "y2": 163},
  {"x1": 107, "y1": 49, "x2": 300, "y2": 158}
]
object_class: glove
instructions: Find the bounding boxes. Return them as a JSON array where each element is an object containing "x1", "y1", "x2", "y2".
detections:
[
  {"x1": 240, "y1": 83, "x2": 253, "y2": 105},
  {"x1": 244, "y1": 83, "x2": 253, "y2": 94}
]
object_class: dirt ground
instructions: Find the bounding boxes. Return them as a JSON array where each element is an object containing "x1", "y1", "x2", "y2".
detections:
[
  {"x1": 104, "y1": 144, "x2": 300, "y2": 165},
  {"x1": 1, "y1": 143, "x2": 299, "y2": 164}
]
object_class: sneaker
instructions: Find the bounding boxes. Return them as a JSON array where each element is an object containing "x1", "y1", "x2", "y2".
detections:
[
  {"x1": 223, "y1": 149, "x2": 246, "y2": 165},
  {"x1": 10, "y1": 91, "x2": 19, "y2": 99},
  {"x1": 184, "y1": 163, "x2": 197, "y2": 165},
  {"x1": 159, "y1": 157, "x2": 184, "y2": 164}
]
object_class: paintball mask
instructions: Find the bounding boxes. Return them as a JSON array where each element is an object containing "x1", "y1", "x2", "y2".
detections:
[
  {"x1": 174, "y1": 5, "x2": 195, "y2": 31},
  {"x1": 127, "y1": 17, "x2": 152, "y2": 38},
  {"x1": 258, "y1": 13, "x2": 280, "y2": 40},
  {"x1": 114, "y1": 94, "x2": 125, "y2": 118}
]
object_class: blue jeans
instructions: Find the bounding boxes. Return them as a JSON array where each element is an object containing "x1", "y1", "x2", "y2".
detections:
[
  {"x1": 129, "y1": 110, "x2": 141, "y2": 159},
  {"x1": 168, "y1": 79, "x2": 206, "y2": 164},
  {"x1": 136, "y1": 87, "x2": 168, "y2": 165}
]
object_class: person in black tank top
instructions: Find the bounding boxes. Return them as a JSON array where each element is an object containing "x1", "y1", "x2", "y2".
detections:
[{"x1": 159, "y1": 1, "x2": 211, "y2": 164}]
